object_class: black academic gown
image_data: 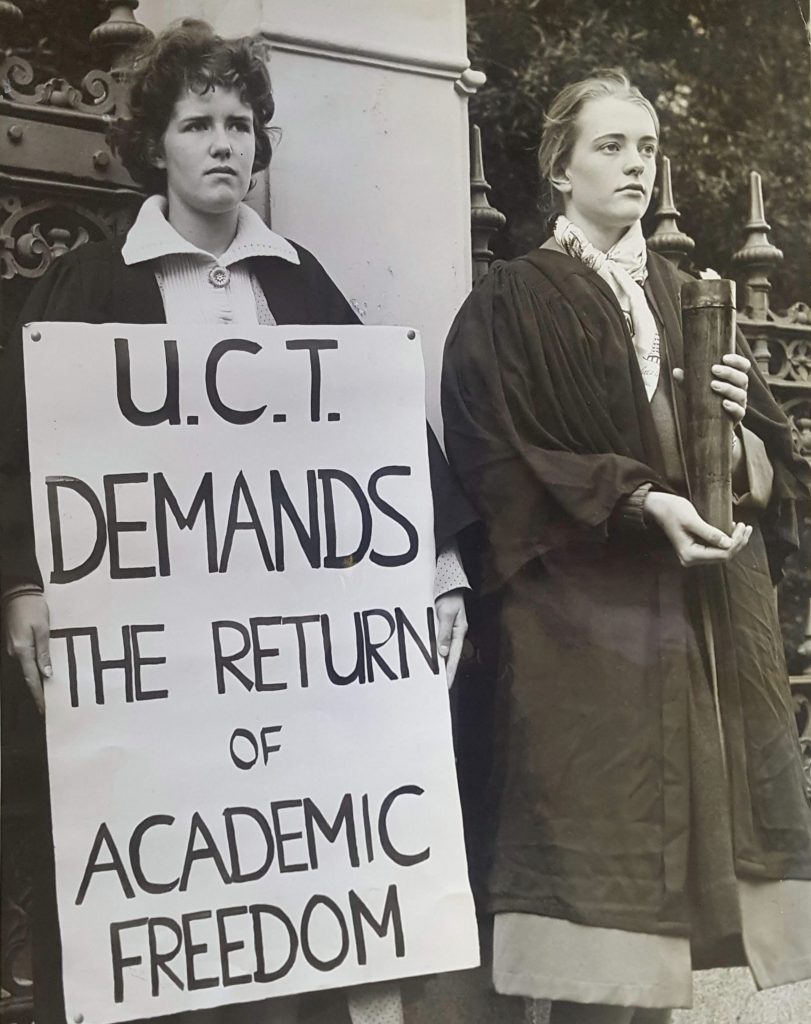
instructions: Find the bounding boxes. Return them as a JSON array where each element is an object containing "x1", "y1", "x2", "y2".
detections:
[{"x1": 441, "y1": 247, "x2": 811, "y2": 943}]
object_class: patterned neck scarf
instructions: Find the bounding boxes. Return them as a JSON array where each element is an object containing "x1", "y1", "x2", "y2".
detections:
[{"x1": 553, "y1": 215, "x2": 660, "y2": 400}]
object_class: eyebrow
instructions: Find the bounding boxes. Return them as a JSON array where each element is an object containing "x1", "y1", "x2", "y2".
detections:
[
  {"x1": 177, "y1": 113, "x2": 253, "y2": 124},
  {"x1": 592, "y1": 132, "x2": 658, "y2": 144}
]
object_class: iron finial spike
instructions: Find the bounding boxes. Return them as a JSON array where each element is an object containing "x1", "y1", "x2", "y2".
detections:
[
  {"x1": 731, "y1": 170, "x2": 783, "y2": 321},
  {"x1": 0, "y1": 1, "x2": 24, "y2": 49},
  {"x1": 470, "y1": 125, "x2": 486, "y2": 186},
  {"x1": 657, "y1": 156, "x2": 679, "y2": 218},
  {"x1": 647, "y1": 154, "x2": 695, "y2": 268},
  {"x1": 470, "y1": 124, "x2": 506, "y2": 281},
  {"x1": 747, "y1": 170, "x2": 769, "y2": 231}
]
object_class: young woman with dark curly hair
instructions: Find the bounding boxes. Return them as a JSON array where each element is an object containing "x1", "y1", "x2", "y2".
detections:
[{"x1": 0, "y1": 18, "x2": 473, "y2": 1024}]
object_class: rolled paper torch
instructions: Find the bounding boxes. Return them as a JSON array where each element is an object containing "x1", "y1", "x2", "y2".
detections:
[{"x1": 680, "y1": 278, "x2": 736, "y2": 536}]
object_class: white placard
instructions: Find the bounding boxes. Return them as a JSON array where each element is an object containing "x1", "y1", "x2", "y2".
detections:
[{"x1": 24, "y1": 323, "x2": 478, "y2": 1024}]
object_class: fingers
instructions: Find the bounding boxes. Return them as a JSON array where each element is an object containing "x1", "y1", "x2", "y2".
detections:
[
  {"x1": 445, "y1": 626, "x2": 465, "y2": 689},
  {"x1": 712, "y1": 358, "x2": 749, "y2": 423},
  {"x1": 645, "y1": 487, "x2": 752, "y2": 568},
  {"x1": 711, "y1": 380, "x2": 747, "y2": 406},
  {"x1": 678, "y1": 543, "x2": 730, "y2": 565},
  {"x1": 444, "y1": 606, "x2": 468, "y2": 688},
  {"x1": 673, "y1": 356, "x2": 750, "y2": 393},
  {"x1": 17, "y1": 647, "x2": 46, "y2": 715},
  {"x1": 683, "y1": 510, "x2": 733, "y2": 550},
  {"x1": 721, "y1": 353, "x2": 751, "y2": 374},
  {"x1": 726, "y1": 522, "x2": 753, "y2": 557},
  {"x1": 434, "y1": 593, "x2": 468, "y2": 688},
  {"x1": 713, "y1": 391, "x2": 746, "y2": 423},
  {"x1": 34, "y1": 623, "x2": 53, "y2": 684},
  {"x1": 4, "y1": 593, "x2": 52, "y2": 713},
  {"x1": 712, "y1": 366, "x2": 749, "y2": 390},
  {"x1": 436, "y1": 608, "x2": 453, "y2": 661},
  {"x1": 678, "y1": 522, "x2": 752, "y2": 566}
]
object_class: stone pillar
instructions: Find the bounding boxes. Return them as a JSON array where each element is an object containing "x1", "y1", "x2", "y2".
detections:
[{"x1": 137, "y1": 0, "x2": 481, "y2": 428}]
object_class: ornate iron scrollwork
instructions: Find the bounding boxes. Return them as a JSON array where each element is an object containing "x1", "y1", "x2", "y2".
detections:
[
  {"x1": 763, "y1": 335, "x2": 811, "y2": 384},
  {"x1": 1, "y1": 195, "x2": 133, "y2": 280},
  {"x1": 786, "y1": 339, "x2": 811, "y2": 385},
  {"x1": 781, "y1": 397, "x2": 811, "y2": 459},
  {"x1": 1, "y1": 55, "x2": 118, "y2": 115}
]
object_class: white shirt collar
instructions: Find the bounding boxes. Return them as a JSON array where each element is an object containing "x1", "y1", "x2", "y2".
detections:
[{"x1": 121, "y1": 194, "x2": 300, "y2": 267}]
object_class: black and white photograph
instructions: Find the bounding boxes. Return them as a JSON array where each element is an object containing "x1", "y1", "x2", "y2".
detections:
[{"x1": 1, "y1": 3, "x2": 810, "y2": 1024}]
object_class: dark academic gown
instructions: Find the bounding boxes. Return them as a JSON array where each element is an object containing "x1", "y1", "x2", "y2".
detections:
[
  {"x1": 0, "y1": 236, "x2": 476, "y2": 1024},
  {"x1": 441, "y1": 247, "x2": 811, "y2": 949}
]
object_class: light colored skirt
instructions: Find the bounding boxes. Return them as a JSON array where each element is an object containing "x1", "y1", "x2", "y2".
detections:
[{"x1": 493, "y1": 878, "x2": 811, "y2": 1009}]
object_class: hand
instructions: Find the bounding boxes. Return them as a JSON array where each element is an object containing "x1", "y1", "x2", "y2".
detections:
[
  {"x1": 435, "y1": 590, "x2": 467, "y2": 689},
  {"x1": 643, "y1": 492, "x2": 752, "y2": 567},
  {"x1": 711, "y1": 352, "x2": 750, "y2": 425},
  {"x1": 672, "y1": 353, "x2": 750, "y2": 426},
  {"x1": 4, "y1": 592, "x2": 51, "y2": 713}
]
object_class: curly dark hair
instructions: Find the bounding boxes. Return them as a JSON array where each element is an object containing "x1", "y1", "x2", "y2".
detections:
[{"x1": 112, "y1": 19, "x2": 275, "y2": 194}]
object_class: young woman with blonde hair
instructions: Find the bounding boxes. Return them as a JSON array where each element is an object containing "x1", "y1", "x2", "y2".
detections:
[{"x1": 443, "y1": 69, "x2": 811, "y2": 1023}]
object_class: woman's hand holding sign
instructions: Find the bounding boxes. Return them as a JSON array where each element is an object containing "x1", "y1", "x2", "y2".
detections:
[
  {"x1": 4, "y1": 592, "x2": 51, "y2": 713},
  {"x1": 435, "y1": 590, "x2": 467, "y2": 688}
]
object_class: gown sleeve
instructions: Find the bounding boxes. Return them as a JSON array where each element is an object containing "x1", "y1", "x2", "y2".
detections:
[
  {"x1": 0, "y1": 252, "x2": 97, "y2": 591},
  {"x1": 441, "y1": 259, "x2": 669, "y2": 591},
  {"x1": 734, "y1": 327, "x2": 811, "y2": 581}
]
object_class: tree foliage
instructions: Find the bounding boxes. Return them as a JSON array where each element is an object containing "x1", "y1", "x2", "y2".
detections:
[
  {"x1": 467, "y1": 0, "x2": 811, "y2": 312},
  {"x1": 467, "y1": 0, "x2": 811, "y2": 667}
]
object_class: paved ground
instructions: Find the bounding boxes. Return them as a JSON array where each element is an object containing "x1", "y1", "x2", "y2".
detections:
[
  {"x1": 302, "y1": 966, "x2": 811, "y2": 1022},
  {"x1": 673, "y1": 969, "x2": 811, "y2": 1024}
]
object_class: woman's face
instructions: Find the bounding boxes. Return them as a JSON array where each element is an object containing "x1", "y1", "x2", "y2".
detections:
[
  {"x1": 557, "y1": 95, "x2": 658, "y2": 247},
  {"x1": 155, "y1": 85, "x2": 256, "y2": 220}
]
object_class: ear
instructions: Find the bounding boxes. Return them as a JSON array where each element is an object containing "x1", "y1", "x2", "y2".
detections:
[
  {"x1": 148, "y1": 140, "x2": 166, "y2": 170},
  {"x1": 550, "y1": 169, "x2": 572, "y2": 195}
]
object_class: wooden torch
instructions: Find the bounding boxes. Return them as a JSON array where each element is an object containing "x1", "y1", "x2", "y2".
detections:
[{"x1": 680, "y1": 279, "x2": 736, "y2": 535}]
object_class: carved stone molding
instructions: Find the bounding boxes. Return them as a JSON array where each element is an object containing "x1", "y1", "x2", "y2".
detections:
[
  {"x1": 455, "y1": 66, "x2": 487, "y2": 97},
  {"x1": 262, "y1": 30, "x2": 471, "y2": 83}
]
